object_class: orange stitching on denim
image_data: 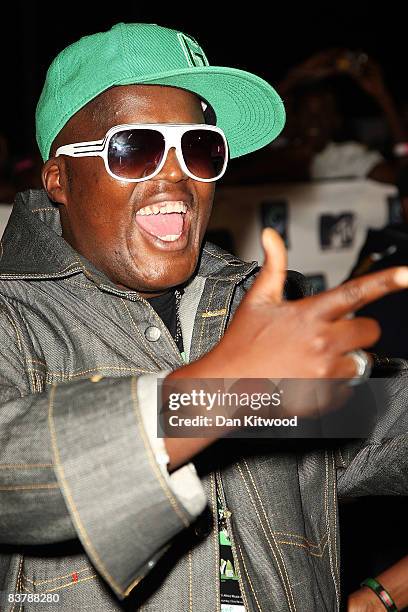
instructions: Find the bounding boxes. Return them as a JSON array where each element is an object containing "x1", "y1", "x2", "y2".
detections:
[
  {"x1": 17, "y1": 557, "x2": 24, "y2": 612},
  {"x1": 27, "y1": 366, "x2": 155, "y2": 383},
  {"x1": 209, "y1": 473, "x2": 220, "y2": 612},
  {"x1": 217, "y1": 283, "x2": 235, "y2": 343},
  {"x1": 205, "y1": 274, "x2": 248, "y2": 281},
  {"x1": 337, "y1": 448, "x2": 347, "y2": 469},
  {"x1": 237, "y1": 463, "x2": 295, "y2": 612},
  {"x1": 44, "y1": 574, "x2": 98, "y2": 593},
  {"x1": 11, "y1": 556, "x2": 24, "y2": 612},
  {"x1": 22, "y1": 574, "x2": 98, "y2": 593},
  {"x1": 72, "y1": 256, "x2": 96, "y2": 281},
  {"x1": 27, "y1": 359, "x2": 47, "y2": 366},
  {"x1": 21, "y1": 566, "x2": 92, "y2": 586},
  {"x1": 131, "y1": 377, "x2": 189, "y2": 527},
  {"x1": 276, "y1": 538, "x2": 329, "y2": 558},
  {"x1": 67, "y1": 279, "x2": 97, "y2": 289},
  {"x1": 0, "y1": 483, "x2": 58, "y2": 491},
  {"x1": 0, "y1": 263, "x2": 80, "y2": 279},
  {"x1": 31, "y1": 207, "x2": 59, "y2": 213},
  {"x1": 197, "y1": 280, "x2": 218, "y2": 355},
  {"x1": 331, "y1": 452, "x2": 340, "y2": 602},
  {"x1": 202, "y1": 248, "x2": 243, "y2": 266},
  {"x1": 0, "y1": 464, "x2": 53, "y2": 469},
  {"x1": 325, "y1": 451, "x2": 340, "y2": 610},
  {"x1": 48, "y1": 384, "x2": 124, "y2": 596},
  {"x1": 272, "y1": 531, "x2": 329, "y2": 549},
  {"x1": 242, "y1": 460, "x2": 297, "y2": 611},
  {"x1": 29, "y1": 368, "x2": 37, "y2": 393},
  {"x1": 32, "y1": 369, "x2": 44, "y2": 393},
  {"x1": 0, "y1": 272, "x2": 79, "y2": 280},
  {"x1": 121, "y1": 300, "x2": 163, "y2": 369},
  {"x1": 55, "y1": 263, "x2": 82, "y2": 275},
  {"x1": 237, "y1": 541, "x2": 263, "y2": 612},
  {"x1": 188, "y1": 550, "x2": 193, "y2": 612},
  {"x1": 201, "y1": 309, "x2": 227, "y2": 318},
  {"x1": 18, "y1": 558, "x2": 24, "y2": 611}
]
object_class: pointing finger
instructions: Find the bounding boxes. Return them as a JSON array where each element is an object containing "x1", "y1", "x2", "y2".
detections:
[{"x1": 307, "y1": 267, "x2": 408, "y2": 321}]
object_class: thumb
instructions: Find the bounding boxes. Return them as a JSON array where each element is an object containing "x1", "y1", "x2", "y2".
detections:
[{"x1": 249, "y1": 228, "x2": 287, "y2": 305}]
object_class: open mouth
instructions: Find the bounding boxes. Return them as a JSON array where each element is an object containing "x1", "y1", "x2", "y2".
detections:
[{"x1": 135, "y1": 201, "x2": 188, "y2": 242}]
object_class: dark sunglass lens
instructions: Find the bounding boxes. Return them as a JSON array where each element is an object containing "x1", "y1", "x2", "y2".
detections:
[
  {"x1": 181, "y1": 130, "x2": 226, "y2": 179},
  {"x1": 108, "y1": 129, "x2": 165, "y2": 179}
]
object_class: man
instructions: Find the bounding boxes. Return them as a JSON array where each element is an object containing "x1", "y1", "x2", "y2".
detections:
[{"x1": 0, "y1": 23, "x2": 408, "y2": 611}]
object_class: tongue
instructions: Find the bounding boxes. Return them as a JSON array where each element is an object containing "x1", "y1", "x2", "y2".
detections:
[{"x1": 136, "y1": 212, "x2": 184, "y2": 238}]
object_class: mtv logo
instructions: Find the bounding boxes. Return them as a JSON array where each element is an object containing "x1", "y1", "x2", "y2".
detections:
[
  {"x1": 177, "y1": 33, "x2": 209, "y2": 68},
  {"x1": 319, "y1": 213, "x2": 356, "y2": 250}
]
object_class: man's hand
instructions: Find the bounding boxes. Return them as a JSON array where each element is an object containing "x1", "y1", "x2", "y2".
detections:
[
  {"x1": 165, "y1": 228, "x2": 408, "y2": 470},
  {"x1": 278, "y1": 49, "x2": 345, "y2": 95},
  {"x1": 338, "y1": 54, "x2": 388, "y2": 102},
  {"x1": 197, "y1": 228, "x2": 408, "y2": 380},
  {"x1": 279, "y1": 49, "x2": 387, "y2": 103},
  {"x1": 348, "y1": 587, "x2": 385, "y2": 611}
]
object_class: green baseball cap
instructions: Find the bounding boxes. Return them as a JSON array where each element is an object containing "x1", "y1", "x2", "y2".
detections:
[{"x1": 36, "y1": 23, "x2": 285, "y2": 161}]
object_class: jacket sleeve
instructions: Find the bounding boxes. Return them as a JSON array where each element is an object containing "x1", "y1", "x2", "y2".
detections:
[
  {"x1": 0, "y1": 310, "x2": 207, "y2": 599},
  {"x1": 336, "y1": 367, "x2": 408, "y2": 498}
]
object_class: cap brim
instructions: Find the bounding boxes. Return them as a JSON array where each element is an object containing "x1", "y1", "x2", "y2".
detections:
[{"x1": 116, "y1": 66, "x2": 285, "y2": 159}]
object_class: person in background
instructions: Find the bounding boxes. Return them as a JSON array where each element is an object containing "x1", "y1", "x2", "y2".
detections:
[{"x1": 225, "y1": 49, "x2": 406, "y2": 185}]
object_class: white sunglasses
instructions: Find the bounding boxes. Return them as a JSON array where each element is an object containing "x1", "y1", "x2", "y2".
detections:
[{"x1": 55, "y1": 123, "x2": 229, "y2": 183}]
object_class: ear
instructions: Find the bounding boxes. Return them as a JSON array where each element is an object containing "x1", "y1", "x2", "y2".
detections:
[{"x1": 42, "y1": 157, "x2": 69, "y2": 206}]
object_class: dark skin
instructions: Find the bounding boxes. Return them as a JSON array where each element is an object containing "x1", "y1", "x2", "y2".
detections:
[
  {"x1": 43, "y1": 84, "x2": 215, "y2": 297},
  {"x1": 41, "y1": 84, "x2": 408, "y2": 472}
]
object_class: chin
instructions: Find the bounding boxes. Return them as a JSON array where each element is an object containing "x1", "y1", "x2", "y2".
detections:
[{"x1": 135, "y1": 266, "x2": 195, "y2": 293}]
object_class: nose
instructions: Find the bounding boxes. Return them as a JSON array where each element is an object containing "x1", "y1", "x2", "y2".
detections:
[{"x1": 153, "y1": 147, "x2": 187, "y2": 182}]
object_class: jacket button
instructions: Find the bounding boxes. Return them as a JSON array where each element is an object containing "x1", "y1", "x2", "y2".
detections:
[
  {"x1": 145, "y1": 326, "x2": 161, "y2": 342},
  {"x1": 90, "y1": 375, "x2": 103, "y2": 382}
]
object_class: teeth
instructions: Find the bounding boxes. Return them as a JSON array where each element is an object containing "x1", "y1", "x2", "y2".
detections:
[
  {"x1": 159, "y1": 233, "x2": 182, "y2": 242},
  {"x1": 136, "y1": 201, "x2": 188, "y2": 215}
]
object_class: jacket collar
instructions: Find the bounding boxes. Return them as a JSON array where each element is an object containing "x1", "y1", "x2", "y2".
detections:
[{"x1": 0, "y1": 189, "x2": 257, "y2": 288}]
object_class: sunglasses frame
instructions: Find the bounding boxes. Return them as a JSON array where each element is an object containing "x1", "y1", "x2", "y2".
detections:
[{"x1": 55, "y1": 123, "x2": 229, "y2": 183}]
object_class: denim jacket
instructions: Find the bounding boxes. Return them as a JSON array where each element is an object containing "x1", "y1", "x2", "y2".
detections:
[{"x1": 0, "y1": 189, "x2": 408, "y2": 612}]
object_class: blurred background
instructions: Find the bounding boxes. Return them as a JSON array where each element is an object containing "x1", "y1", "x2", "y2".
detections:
[
  {"x1": 1, "y1": 3, "x2": 408, "y2": 608},
  {"x1": 0, "y1": 2, "x2": 406, "y2": 163}
]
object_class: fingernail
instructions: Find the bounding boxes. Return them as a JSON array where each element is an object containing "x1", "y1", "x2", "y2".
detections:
[{"x1": 394, "y1": 267, "x2": 408, "y2": 286}]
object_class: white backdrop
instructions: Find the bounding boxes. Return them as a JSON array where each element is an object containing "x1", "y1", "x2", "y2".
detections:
[
  {"x1": 209, "y1": 179, "x2": 398, "y2": 290},
  {"x1": 1, "y1": 180, "x2": 399, "y2": 290}
]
